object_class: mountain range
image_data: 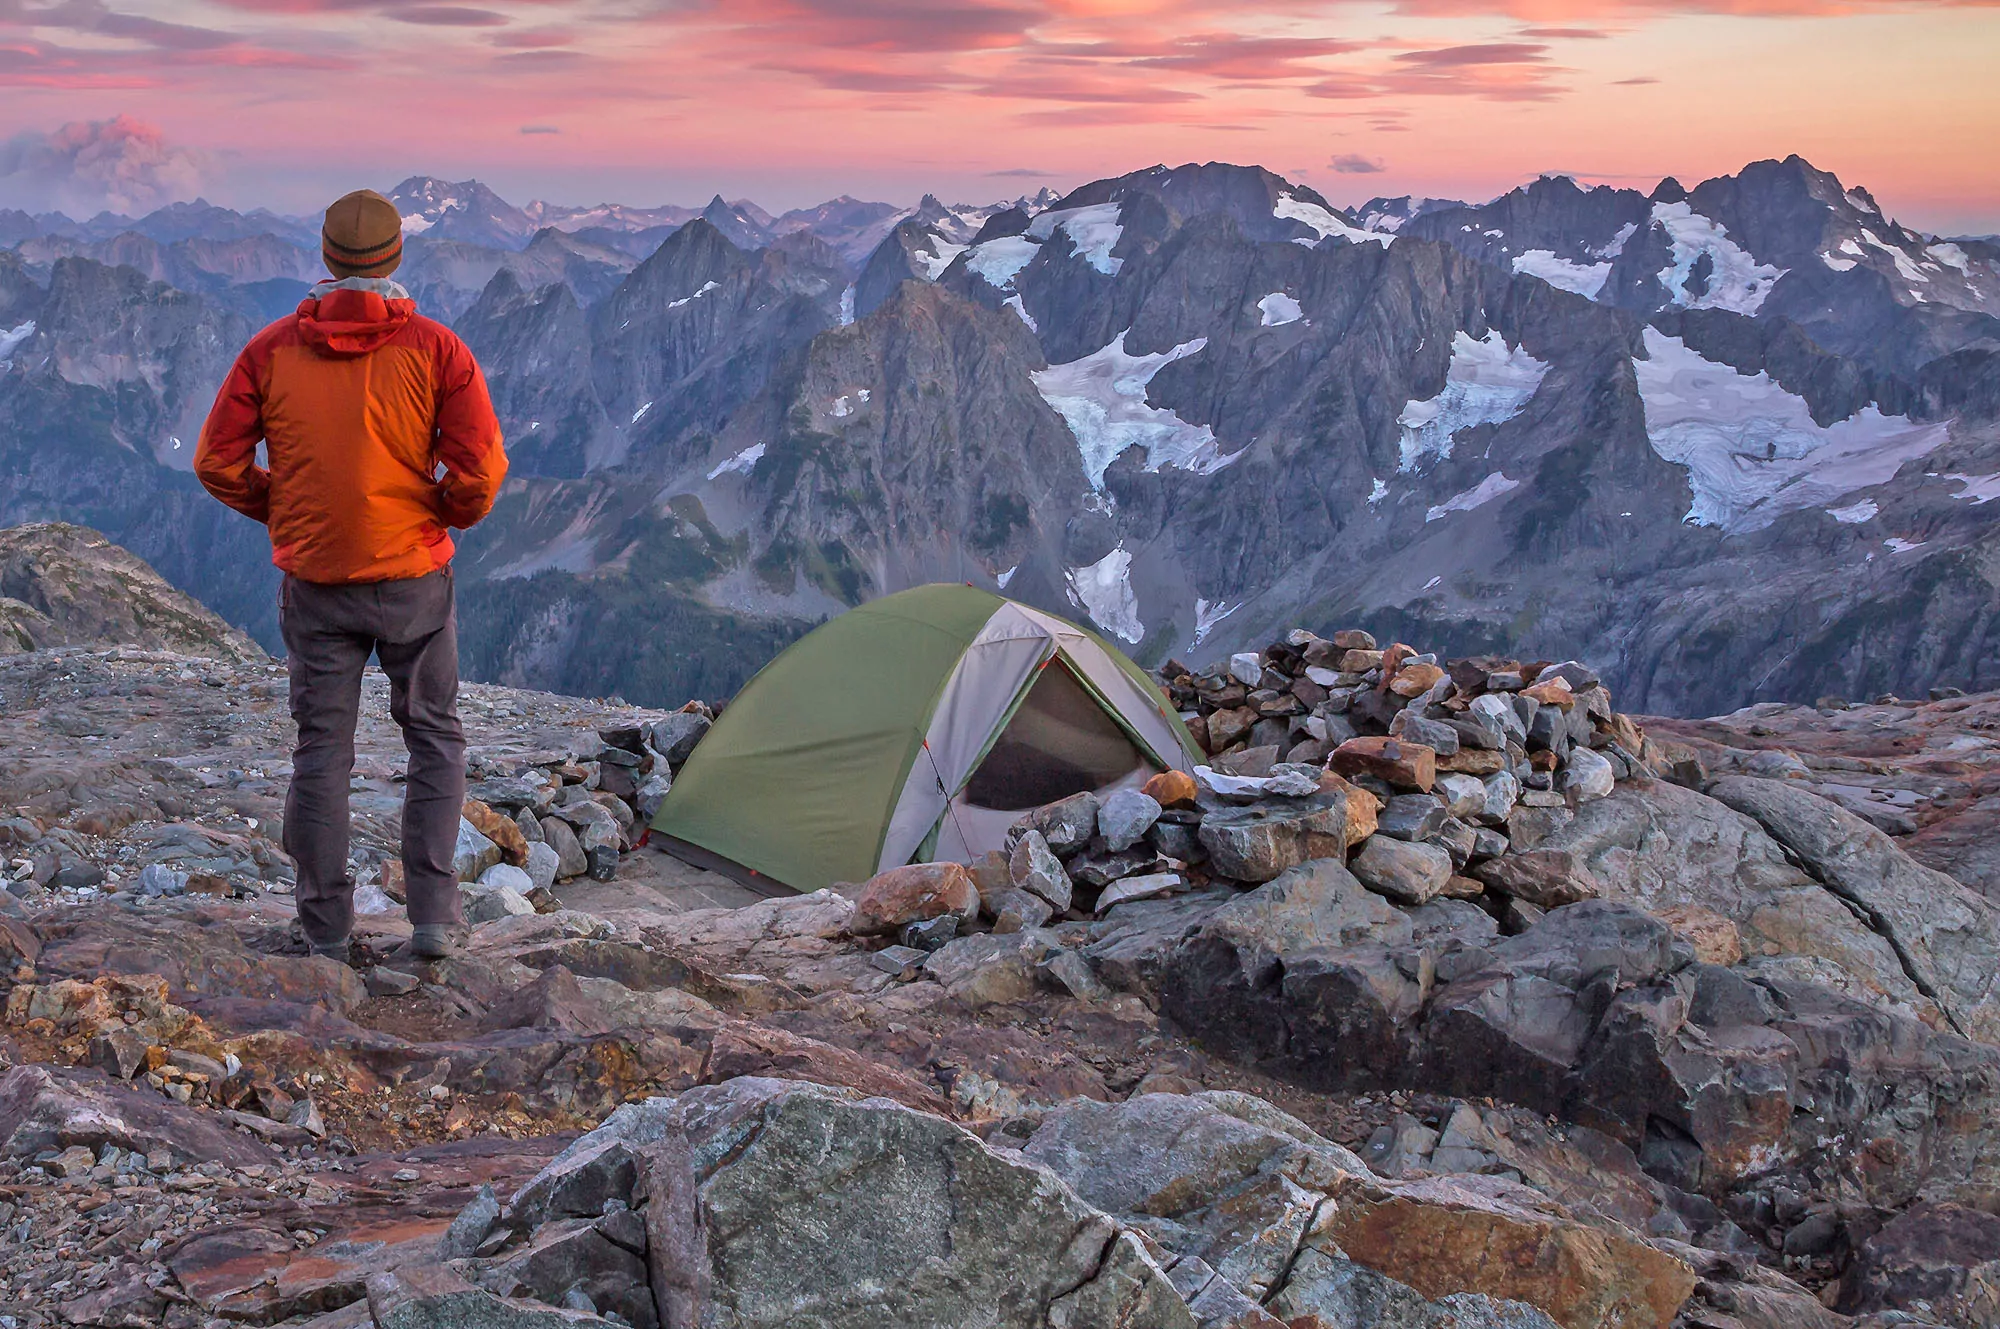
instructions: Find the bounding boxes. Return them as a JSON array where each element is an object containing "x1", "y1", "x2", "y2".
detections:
[{"x1": 0, "y1": 157, "x2": 1994, "y2": 714}]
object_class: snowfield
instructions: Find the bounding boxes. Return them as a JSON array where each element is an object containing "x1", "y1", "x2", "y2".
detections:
[
  {"x1": 1397, "y1": 331, "x2": 1549, "y2": 472},
  {"x1": 1274, "y1": 193, "x2": 1394, "y2": 249},
  {"x1": 964, "y1": 236, "x2": 1039, "y2": 288},
  {"x1": 706, "y1": 442, "x2": 766, "y2": 480},
  {"x1": 1511, "y1": 250, "x2": 1611, "y2": 299},
  {"x1": 1027, "y1": 203, "x2": 1124, "y2": 275},
  {"x1": 1067, "y1": 544, "x2": 1145, "y2": 643},
  {"x1": 1651, "y1": 202, "x2": 1785, "y2": 314},
  {"x1": 1032, "y1": 332, "x2": 1239, "y2": 489},
  {"x1": 1635, "y1": 329, "x2": 1948, "y2": 534}
]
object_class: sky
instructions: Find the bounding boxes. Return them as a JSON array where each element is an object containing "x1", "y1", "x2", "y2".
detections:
[{"x1": 0, "y1": 0, "x2": 1994, "y2": 234}]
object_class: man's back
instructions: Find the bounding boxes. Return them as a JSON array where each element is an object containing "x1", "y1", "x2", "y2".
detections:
[{"x1": 196, "y1": 276, "x2": 506, "y2": 584}]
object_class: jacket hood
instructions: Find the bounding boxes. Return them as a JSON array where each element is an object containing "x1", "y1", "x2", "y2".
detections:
[{"x1": 296, "y1": 277, "x2": 416, "y2": 357}]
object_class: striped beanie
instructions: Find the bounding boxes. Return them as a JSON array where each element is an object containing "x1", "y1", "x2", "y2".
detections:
[{"x1": 321, "y1": 189, "x2": 404, "y2": 278}]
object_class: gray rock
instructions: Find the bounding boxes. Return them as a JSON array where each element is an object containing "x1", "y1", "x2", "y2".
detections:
[
  {"x1": 1018, "y1": 792, "x2": 1103, "y2": 856},
  {"x1": 991, "y1": 889, "x2": 1055, "y2": 934},
  {"x1": 634, "y1": 1077, "x2": 1193, "y2": 1328},
  {"x1": 1095, "y1": 872, "x2": 1183, "y2": 914},
  {"x1": 1479, "y1": 771, "x2": 1521, "y2": 825},
  {"x1": 525, "y1": 841, "x2": 562, "y2": 892},
  {"x1": 136, "y1": 864, "x2": 187, "y2": 898},
  {"x1": 1709, "y1": 775, "x2": 2000, "y2": 1043},
  {"x1": 439, "y1": 1183, "x2": 501, "y2": 1260},
  {"x1": 923, "y1": 929, "x2": 1061, "y2": 1006},
  {"x1": 368, "y1": 1265, "x2": 618, "y2": 1329},
  {"x1": 1192, "y1": 858, "x2": 1411, "y2": 957},
  {"x1": 1562, "y1": 747, "x2": 1616, "y2": 801},
  {"x1": 649, "y1": 712, "x2": 711, "y2": 766},
  {"x1": 869, "y1": 945, "x2": 928, "y2": 977},
  {"x1": 1197, "y1": 797, "x2": 1347, "y2": 884},
  {"x1": 479, "y1": 862, "x2": 536, "y2": 893},
  {"x1": 1010, "y1": 830, "x2": 1073, "y2": 911},
  {"x1": 511, "y1": 1097, "x2": 679, "y2": 1227},
  {"x1": 516, "y1": 807, "x2": 546, "y2": 844},
  {"x1": 1351, "y1": 836, "x2": 1453, "y2": 905},
  {"x1": 467, "y1": 778, "x2": 551, "y2": 813},
  {"x1": 1098, "y1": 790, "x2": 1164, "y2": 853},
  {"x1": 1040, "y1": 949, "x2": 1112, "y2": 1002},
  {"x1": 367, "y1": 966, "x2": 421, "y2": 997},
  {"x1": 634, "y1": 772, "x2": 673, "y2": 821},
  {"x1": 1393, "y1": 712, "x2": 1460, "y2": 757},
  {"x1": 1471, "y1": 694, "x2": 1527, "y2": 745},
  {"x1": 1436, "y1": 774, "x2": 1487, "y2": 821},
  {"x1": 463, "y1": 883, "x2": 536, "y2": 924},
  {"x1": 541, "y1": 817, "x2": 589, "y2": 880},
  {"x1": 900, "y1": 915, "x2": 960, "y2": 951},
  {"x1": 454, "y1": 819, "x2": 502, "y2": 883},
  {"x1": 1376, "y1": 794, "x2": 1447, "y2": 842}
]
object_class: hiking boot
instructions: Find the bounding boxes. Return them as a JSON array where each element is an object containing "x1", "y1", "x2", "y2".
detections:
[
  {"x1": 409, "y1": 924, "x2": 468, "y2": 960},
  {"x1": 308, "y1": 937, "x2": 352, "y2": 965}
]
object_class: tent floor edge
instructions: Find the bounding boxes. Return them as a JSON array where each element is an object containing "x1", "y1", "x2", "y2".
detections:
[{"x1": 648, "y1": 834, "x2": 799, "y2": 899}]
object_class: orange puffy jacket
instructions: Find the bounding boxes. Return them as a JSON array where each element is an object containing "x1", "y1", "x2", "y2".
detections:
[{"x1": 195, "y1": 279, "x2": 507, "y2": 585}]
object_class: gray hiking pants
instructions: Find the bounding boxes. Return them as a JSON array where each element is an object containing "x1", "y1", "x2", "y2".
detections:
[{"x1": 279, "y1": 566, "x2": 465, "y2": 946}]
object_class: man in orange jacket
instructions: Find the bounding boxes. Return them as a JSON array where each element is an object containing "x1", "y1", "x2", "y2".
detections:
[{"x1": 195, "y1": 188, "x2": 507, "y2": 964}]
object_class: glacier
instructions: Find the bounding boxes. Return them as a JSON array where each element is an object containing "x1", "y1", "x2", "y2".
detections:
[
  {"x1": 1032, "y1": 332, "x2": 1238, "y2": 489},
  {"x1": 1396, "y1": 331, "x2": 1549, "y2": 473}
]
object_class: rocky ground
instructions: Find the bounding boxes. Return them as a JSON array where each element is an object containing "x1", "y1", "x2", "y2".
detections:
[{"x1": 4, "y1": 625, "x2": 2000, "y2": 1327}]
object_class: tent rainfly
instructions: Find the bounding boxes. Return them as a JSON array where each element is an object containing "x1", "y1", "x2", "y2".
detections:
[{"x1": 650, "y1": 583, "x2": 1200, "y2": 895}]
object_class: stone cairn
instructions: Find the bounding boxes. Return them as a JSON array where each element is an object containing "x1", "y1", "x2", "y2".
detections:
[
  {"x1": 862, "y1": 628, "x2": 1670, "y2": 966},
  {"x1": 424, "y1": 707, "x2": 713, "y2": 924}
]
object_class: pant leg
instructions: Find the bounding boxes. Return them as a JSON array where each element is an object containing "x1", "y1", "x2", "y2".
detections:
[
  {"x1": 373, "y1": 568, "x2": 466, "y2": 929},
  {"x1": 280, "y1": 576, "x2": 373, "y2": 947}
]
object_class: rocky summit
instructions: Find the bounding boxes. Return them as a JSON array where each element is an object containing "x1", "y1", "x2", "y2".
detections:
[{"x1": 5, "y1": 540, "x2": 2000, "y2": 1328}]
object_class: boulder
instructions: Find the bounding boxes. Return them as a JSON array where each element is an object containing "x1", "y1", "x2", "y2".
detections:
[
  {"x1": 1561, "y1": 748, "x2": 1616, "y2": 802},
  {"x1": 649, "y1": 712, "x2": 711, "y2": 766},
  {"x1": 634, "y1": 1077, "x2": 1193, "y2": 1328},
  {"x1": 1142, "y1": 770, "x2": 1198, "y2": 809},
  {"x1": 1009, "y1": 831, "x2": 1073, "y2": 911},
  {"x1": 1836, "y1": 1201, "x2": 2000, "y2": 1326},
  {"x1": 1472, "y1": 851, "x2": 1601, "y2": 908},
  {"x1": 849, "y1": 862, "x2": 980, "y2": 936},
  {"x1": 1708, "y1": 775, "x2": 2000, "y2": 1043},
  {"x1": 465, "y1": 798, "x2": 531, "y2": 866},
  {"x1": 1196, "y1": 797, "x2": 1347, "y2": 884},
  {"x1": 368, "y1": 1265, "x2": 618, "y2": 1329},
  {"x1": 525, "y1": 841, "x2": 562, "y2": 892},
  {"x1": 1017, "y1": 793, "x2": 1100, "y2": 856},
  {"x1": 1098, "y1": 790, "x2": 1163, "y2": 853},
  {"x1": 1351, "y1": 836, "x2": 1453, "y2": 905},
  {"x1": 454, "y1": 818, "x2": 503, "y2": 883},
  {"x1": 1330, "y1": 737, "x2": 1436, "y2": 792},
  {"x1": 540, "y1": 818, "x2": 589, "y2": 880}
]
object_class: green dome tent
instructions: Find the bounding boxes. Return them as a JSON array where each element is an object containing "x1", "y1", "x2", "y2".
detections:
[{"x1": 650, "y1": 584, "x2": 1201, "y2": 895}]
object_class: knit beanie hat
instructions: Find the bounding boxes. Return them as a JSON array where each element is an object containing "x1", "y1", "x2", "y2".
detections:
[{"x1": 321, "y1": 189, "x2": 404, "y2": 278}]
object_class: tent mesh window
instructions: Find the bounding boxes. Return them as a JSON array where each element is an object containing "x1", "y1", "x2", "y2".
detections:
[{"x1": 962, "y1": 660, "x2": 1153, "y2": 811}]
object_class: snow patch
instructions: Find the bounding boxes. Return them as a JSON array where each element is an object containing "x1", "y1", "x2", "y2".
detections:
[
  {"x1": 1635, "y1": 328, "x2": 1949, "y2": 534},
  {"x1": 399, "y1": 214, "x2": 434, "y2": 235},
  {"x1": 1067, "y1": 545, "x2": 1144, "y2": 644},
  {"x1": 1946, "y1": 472, "x2": 2000, "y2": 504},
  {"x1": 914, "y1": 240, "x2": 968, "y2": 281},
  {"x1": 1861, "y1": 230, "x2": 1929, "y2": 285},
  {"x1": 1257, "y1": 292, "x2": 1304, "y2": 327},
  {"x1": 1368, "y1": 478, "x2": 1388, "y2": 506},
  {"x1": 706, "y1": 442, "x2": 765, "y2": 480},
  {"x1": 1397, "y1": 331, "x2": 1549, "y2": 473},
  {"x1": 1192, "y1": 597, "x2": 1240, "y2": 647},
  {"x1": 1885, "y1": 538, "x2": 1927, "y2": 553},
  {"x1": 1423, "y1": 575, "x2": 1443, "y2": 590},
  {"x1": 1004, "y1": 294, "x2": 1037, "y2": 331},
  {"x1": 0, "y1": 320, "x2": 34, "y2": 362},
  {"x1": 1652, "y1": 202, "x2": 1785, "y2": 314},
  {"x1": 1929, "y1": 242, "x2": 1972, "y2": 274},
  {"x1": 830, "y1": 396, "x2": 852, "y2": 418},
  {"x1": 668, "y1": 280, "x2": 720, "y2": 309},
  {"x1": 838, "y1": 284, "x2": 856, "y2": 325},
  {"x1": 964, "y1": 236, "x2": 1039, "y2": 288},
  {"x1": 630, "y1": 401, "x2": 653, "y2": 424},
  {"x1": 1826, "y1": 498, "x2": 1878, "y2": 524},
  {"x1": 1426, "y1": 472, "x2": 1520, "y2": 522},
  {"x1": 1027, "y1": 203, "x2": 1124, "y2": 276},
  {"x1": 1597, "y1": 222, "x2": 1638, "y2": 259},
  {"x1": 1032, "y1": 331, "x2": 1239, "y2": 489},
  {"x1": 996, "y1": 564, "x2": 1018, "y2": 590},
  {"x1": 1821, "y1": 253, "x2": 1858, "y2": 273},
  {"x1": 1511, "y1": 250, "x2": 1611, "y2": 299},
  {"x1": 1275, "y1": 192, "x2": 1393, "y2": 249}
]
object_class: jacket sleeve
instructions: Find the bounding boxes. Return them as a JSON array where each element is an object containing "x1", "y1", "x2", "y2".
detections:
[
  {"x1": 193, "y1": 345, "x2": 272, "y2": 524},
  {"x1": 431, "y1": 331, "x2": 508, "y2": 529}
]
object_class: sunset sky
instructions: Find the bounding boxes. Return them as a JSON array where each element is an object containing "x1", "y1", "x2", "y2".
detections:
[{"x1": 0, "y1": 0, "x2": 1994, "y2": 233}]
